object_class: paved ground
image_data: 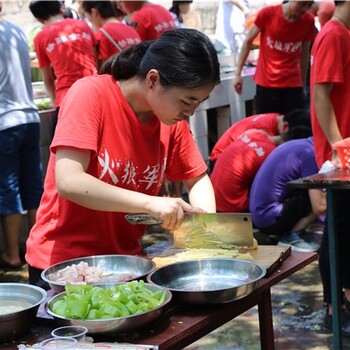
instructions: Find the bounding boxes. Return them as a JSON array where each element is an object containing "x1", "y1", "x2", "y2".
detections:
[{"x1": 1, "y1": 227, "x2": 350, "y2": 349}]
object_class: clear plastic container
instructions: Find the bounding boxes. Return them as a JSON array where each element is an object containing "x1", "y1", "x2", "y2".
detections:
[{"x1": 51, "y1": 326, "x2": 88, "y2": 342}]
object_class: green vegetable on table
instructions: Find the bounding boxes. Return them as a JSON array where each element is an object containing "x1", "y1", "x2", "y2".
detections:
[
  {"x1": 51, "y1": 280, "x2": 167, "y2": 320},
  {"x1": 35, "y1": 98, "x2": 53, "y2": 110}
]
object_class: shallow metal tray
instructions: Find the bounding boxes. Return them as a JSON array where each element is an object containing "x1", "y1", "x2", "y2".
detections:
[{"x1": 147, "y1": 258, "x2": 266, "y2": 304}]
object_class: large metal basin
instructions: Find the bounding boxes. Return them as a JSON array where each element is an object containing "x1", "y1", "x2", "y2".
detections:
[
  {"x1": 147, "y1": 258, "x2": 266, "y2": 304},
  {"x1": 46, "y1": 283, "x2": 171, "y2": 335},
  {"x1": 41, "y1": 254, "x2": 155, "y2": 294},
  {"x1": 0, "y1": 283, "x2": 47, "y2": 342}
]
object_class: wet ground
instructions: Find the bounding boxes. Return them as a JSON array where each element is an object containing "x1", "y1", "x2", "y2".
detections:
[{"x1": 1, "y1": 227, "x2": 350, "y2": 349}]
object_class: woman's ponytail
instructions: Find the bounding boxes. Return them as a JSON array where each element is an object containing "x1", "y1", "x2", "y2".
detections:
[{"x1": 99, "y1": 41, "x2": 153, "y2": 80}]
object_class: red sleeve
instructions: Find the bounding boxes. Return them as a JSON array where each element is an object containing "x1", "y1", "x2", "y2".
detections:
[
  {"x1": 312, "y1": 30, "x2": 344, "y2": 84},
  {"x1": 34, "y1": 31, "x2": 50, "y2": 68},
  {"x1": 165, "y1": 121, "x2": 207, "y2": 181},
  {"x1": 254, "y1": 5, "x2": 273, "y2": 31},
  {"x1": 51, "y1": 77, "x2": 102, "y2": 154}
]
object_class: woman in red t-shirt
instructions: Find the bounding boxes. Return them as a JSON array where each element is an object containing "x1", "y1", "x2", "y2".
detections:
[
  {"x1": 26, "y1": 28, "x2": 220, "y2": 288},
  {"x1": 118, "y1": 1, "x2": 177, "y2": 40},
  {"x1": 82, "y1": 1, "x2": 141, "y2": 68}
]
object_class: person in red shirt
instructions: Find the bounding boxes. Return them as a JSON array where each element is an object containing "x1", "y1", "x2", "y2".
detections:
[
  {"x1": 234, "y1": 1, "x2": 315, "y2": 114},
  {"x1": 209, "y1": 109, "x2": 312, "y2": 169},
  {"x1": 82, "y1": 1, "x2": 141, "y2": 68},
  {"x1": 211, "y1": 118, "x2": 313, "y2": 213},
  {"x1": 29, "y1": 1, "x2": 97, "y2": 110},
  {"x1": 310, "y1": 0, "x2": 350, "y2": 335},
  {"x1": 210, "y1": 113, "x2": 280, "y2": 166},
  {"x1": 118, "y1": 1, "x2": 177, "y2": 40},
  {"x1": 25, "y1": 28, "x2": 220, "y2": 289},
  {"x1": 211, "y1": 129, "x2": 278, "y2": 213}
]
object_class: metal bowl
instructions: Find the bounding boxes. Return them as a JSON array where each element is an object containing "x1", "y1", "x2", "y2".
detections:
[
  {"x1": 46, "y1": 283, "x2": 172, "y2": 335},
  {"x1": 147, "y1": 258, "x2": 266, "y2": 304},
  {"x1": 41, "y1": 255, "x2": 156, "y2": 294},
  {"x1": 0, "y1": 283, "x2": 47, "y2": 342}
]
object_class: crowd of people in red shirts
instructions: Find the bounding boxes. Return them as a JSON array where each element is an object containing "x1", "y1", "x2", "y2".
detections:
[{"x1": 1, "y1": 0, "x2": 350, "y2": 338}]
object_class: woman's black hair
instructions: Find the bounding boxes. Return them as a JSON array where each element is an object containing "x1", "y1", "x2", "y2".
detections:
[
  {"x1": 100, "y1": 28, "x2": 220, "y2": 89},
  {"x1": 81, "y1": 1, "x2": 116, "y2": 19},
  {"x1": 282, "y1": 109, "x2": 312, "y2": 141},
  {"x1": 283, "y1": 108, "x2": 311, "y2": 129},
  {"x1": 282, "y1": 125, "x2": 313, "y2": 142},
  {"x1": 29, "y1": 0, "x2": 62, "y2": 20}
]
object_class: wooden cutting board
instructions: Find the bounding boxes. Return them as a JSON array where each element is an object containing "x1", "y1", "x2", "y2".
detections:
[
  {"x1": 249, "y1": 245, "x2": 291, "y2": 277},
  {"x1": 151, "y1": 245, "x2": 291, "y2": 278}
]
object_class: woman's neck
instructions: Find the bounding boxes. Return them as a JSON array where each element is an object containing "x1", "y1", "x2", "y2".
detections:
[
  {"x1": 44, "y1": 14, "x2": 64, "y2": 26},
  {"x1": 118, "y1": 79, "x2": 151, "y2": 117},
  {"x1": 332, "y1": 15, "x2": 350, "y2": 31},
  {"x1": 133, "y1": 1, "x2": 148, "y2": 11},
  {"x1": 101, "y1": 17, "x2": 120, "y2": 26},
  {"x1": 282, "y1": 2, "x2": 297, "y2": 22}
]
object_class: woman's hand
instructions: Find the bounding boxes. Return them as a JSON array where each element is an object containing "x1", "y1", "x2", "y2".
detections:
[
  {"x1": 331, "y1": 148, "x2": 342, "y2": 168},
  {"x1": 145, "y1": 196, "x2": 206, "y2": 232}
]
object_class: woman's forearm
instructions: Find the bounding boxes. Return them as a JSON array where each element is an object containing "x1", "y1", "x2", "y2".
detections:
[
  {"x1": 313, "y1": 83, "x2": 342, "y2": 145},
  {"x1": 185, "y1": 174, "x2": 216, "y2": 213},
  {"x1": 57, "y1": 167, "x2": 152, "y2": 213}
]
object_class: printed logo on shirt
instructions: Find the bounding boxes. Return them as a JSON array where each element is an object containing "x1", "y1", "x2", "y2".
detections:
[
  {"x1": 266, "y1": 36, "x2": 302, "y2": 53},
  {"x1": 240, "y1": 134, "x2": 266, "y2": 157},
  {"x1": 46, "y1": 32, "x2": 92, "y2": 53},
  {"x1": 154, "y1": 20, "x2": 176, "y2": 33},
  {"x1": 117, "y1": 37, "x2": 141, "y2": 50},
  {"x1": 97, "y1": 148, "x2": 167, "y2": 191}
]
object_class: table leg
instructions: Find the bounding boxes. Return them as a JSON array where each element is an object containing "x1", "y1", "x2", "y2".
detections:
[
  {"x1": 258, "y1": 288, "x2": 275, "y2": 350},
  {"x1": 327, "y1": 190, "x2": 343, "y2": 349}
]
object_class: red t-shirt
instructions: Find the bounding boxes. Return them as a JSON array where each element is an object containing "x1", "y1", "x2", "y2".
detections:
[
  {"x1": 310, "y1": 20, "x2": 350, "y2": 168},
  {"x1": 95, "y1": 22, "x2": 141, "y2": 61},
  {"x1": 254, "y1": 4, "x2": 315, "y2": 88},
  {"x1": 26, "y1": 75, "x2": 207, "y2": 269},
  {"x1": 34, "y1": 18, "x2": 97, "y2": 107},
  {"x1": 210, "y1": 129, "x2": 276, "y2": 212},
  {"x1": 129, "y1": 4, "x2": 177, "y2": 40},
  {"x1": 210, "y1": 113, "x2": 279, "y2": 162}
]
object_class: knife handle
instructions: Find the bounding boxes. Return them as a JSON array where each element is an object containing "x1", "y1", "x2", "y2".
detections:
[{"x1": 125, "y1": 213, "x2": 163, "y2": 225}]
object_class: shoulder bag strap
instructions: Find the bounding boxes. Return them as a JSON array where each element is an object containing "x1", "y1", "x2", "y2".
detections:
[{"x1": 99, "y1": 27, "x2": 123, "y2": 52}]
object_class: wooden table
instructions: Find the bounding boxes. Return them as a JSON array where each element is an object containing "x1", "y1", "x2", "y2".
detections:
[
  {"x1": 3, "y1": 251, "x2": 317, "y2": 350},
  {"x1": 289, "y1": 168, "x2": 350, "y2": 350}
]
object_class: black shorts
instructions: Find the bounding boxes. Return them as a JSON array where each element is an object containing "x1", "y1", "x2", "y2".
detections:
[
  {"x1": 28, "y1": 265, "x2": 50, "y2": 290},
  {"x1": 255, "y1": 85, "x2": 306, "y2": 115}
]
